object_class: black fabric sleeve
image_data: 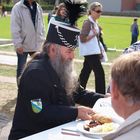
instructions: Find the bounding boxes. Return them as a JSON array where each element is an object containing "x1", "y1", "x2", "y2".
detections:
[{"x1": 73, "y1": 86, "x2": 104, "y2": 108}]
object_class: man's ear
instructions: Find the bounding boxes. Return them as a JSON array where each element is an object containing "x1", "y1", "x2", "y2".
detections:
[
  {"x1": 48, "y1": 44, "x2": 56, "y2": 59},
  {"x1": 50, "y1": 44, "x2": 56, "y2": 53},
  {"x1": 111, "y1": 80, "x2": 119, "y2": 99}
]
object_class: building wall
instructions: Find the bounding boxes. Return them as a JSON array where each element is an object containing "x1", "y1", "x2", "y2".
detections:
[
  {"x1": 121, "y1": 0, "x2": 140, "y2": 11},
  {"x1": 136, "y1": 0, "x2": 140, "y2": 3},
  {"x1": 87, "y1": 0, "x2": 140, "y2": 12},
  {"x1": 88, "y1": 0, "x2": 122, "y2": 12},
  {"x1": 136, "y1": 0, "x2": 140, "y2": 10},
  {"x1": 121, "y1": 0, "x2": 136, "y2": 11}
]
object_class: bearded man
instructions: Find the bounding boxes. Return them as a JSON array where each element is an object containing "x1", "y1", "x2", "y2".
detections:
[{"x1": 9, "y1": 1, "x2": 104, "y2": 139}]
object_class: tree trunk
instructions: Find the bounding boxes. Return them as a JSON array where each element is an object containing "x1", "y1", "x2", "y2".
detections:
[{"x1": 55, "y1": 0, "x2": 60, "y2": 6}]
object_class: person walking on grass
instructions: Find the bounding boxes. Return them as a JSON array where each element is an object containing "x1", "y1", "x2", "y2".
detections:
[
  {"x1": 78, "y1": 2, "x2": 106, "y2": 94},
  {"x1": 130, "y1": 18, "x2": 139, "y2": 45},
  {"x1": 11, "y1": 0, "x2": 46, "y2": 84}
]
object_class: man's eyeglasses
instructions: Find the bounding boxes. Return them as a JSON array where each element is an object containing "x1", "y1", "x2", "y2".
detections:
[{"x1": 93, "y1": 10, "x2": 102, "y2": 13}]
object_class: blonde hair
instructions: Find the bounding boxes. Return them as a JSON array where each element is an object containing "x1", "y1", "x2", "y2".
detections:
[
  {"x1": 111, "y1": 52, "x2": 140, "y2": 103},
  {"x1": 88, "y1": 2, "x2": 102, "y2": 15},
  {"x1": 56, "y1": 3, "x2": 66, "y2": 17}
]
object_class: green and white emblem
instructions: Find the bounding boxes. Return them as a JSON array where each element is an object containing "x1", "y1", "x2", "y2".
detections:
[{"x1": 31, "y1": 98, "x2": 42, "y2": 113}]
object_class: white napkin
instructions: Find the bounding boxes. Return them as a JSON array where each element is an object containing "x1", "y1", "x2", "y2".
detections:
[{"x1": 93, "y1": 97, "x2": 124, "y2": 124}]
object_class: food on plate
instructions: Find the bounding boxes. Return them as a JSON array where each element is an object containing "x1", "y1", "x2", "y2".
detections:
[
  {"x1": 91, "y1": 113, "x2": 112, "y2": 124},
  {"x1": 90, "y1": 122, "x2": 119, "y2": 133},
  {"x1": 83, "y1": 113, "x2": 119, "y2": 133},
  {"x1": 84, "y1": 120, "x2": 101, "y2": 131}
]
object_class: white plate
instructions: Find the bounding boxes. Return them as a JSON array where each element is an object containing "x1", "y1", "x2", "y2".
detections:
[{"x1": 77, "y1": 120, "x2": 119, "y2": 138}]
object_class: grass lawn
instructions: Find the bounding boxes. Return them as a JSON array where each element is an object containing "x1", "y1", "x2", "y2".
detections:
[
  {"x1": 0, "y1": 62, "x2": 111, "y2": 90},
  {"x1": 0, "y1": 15, "x2": 139, "y2": 49},
  {"x1": 0, "y1": 14, "x2": 136, "y2": 121},
  {"x1": 0, "y1": 14, "x2": 126, "y2": 90},
  {"x1": 0, "y1": 16, "x2": 11, "y2": 39},
  {"x1": 0, "y1": 45, "x2": 14, "y2": 51},
  {"x1": 0, "y1": 65, "x2": 16, "y2": 77},
  {"x1": 0, "y1": 15, "x2": 48, "y2": 39},
  {"x1": 78, "y1": 15, "x2": 140, "y2": 50},
  {"x1": 0, "y1": 82, "x2": 17, "y2": 118},
  {"x1": 99, "y1": 16, "x2": 134, "y2": 50}
]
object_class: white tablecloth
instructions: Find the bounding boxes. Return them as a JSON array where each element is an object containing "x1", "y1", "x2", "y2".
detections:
[
  {"x1": 21, "y1": 120, "x2": 101, "y2": 140},
  {"x1": 21, "y1": 98, "x2": 124, "y2": 140}
]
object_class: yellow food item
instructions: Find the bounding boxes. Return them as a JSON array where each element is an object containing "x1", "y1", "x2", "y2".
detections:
[
  {"x1": 90, "y1": 122, "x2": 119, "y2": 133},
  {"x1": 102, "y1": 123, "x2": 114, "y2": 132},
  {"x1": 91, "y1": 113, "x2": 112, "y2": 124}
]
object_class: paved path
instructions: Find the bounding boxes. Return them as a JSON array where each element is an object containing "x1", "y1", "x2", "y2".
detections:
[
  {"x1": 0, "y1": 54, "x2": 17, "y2": 66},
  {"x1": 0, "y1": 76, "x2": 16, "y2": 84},
  {"x1": 0, "y1": 38, "x2": 122, "y2": 66},
  {"x1": 0, "y1": 120, "x2": 12, "y2": 140},
  {"x1": 0, "y1": 52, "x2": 112, "y2": 66},
  {"x1": 0, "y1": 39, "x2": 12, "y2": 45},
  {"x1": 0, "y1": 113, "x2": 11, "y2": 140}
]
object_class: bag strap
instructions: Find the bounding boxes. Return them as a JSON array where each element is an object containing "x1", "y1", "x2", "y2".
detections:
[{"x1": 89, "y1": 21, "x2": 102, "y2": 55}]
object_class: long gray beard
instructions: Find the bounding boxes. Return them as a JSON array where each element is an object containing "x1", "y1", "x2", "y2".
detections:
[{"x1": 50, "y1": 53, "x2": 78, "y2": 95}]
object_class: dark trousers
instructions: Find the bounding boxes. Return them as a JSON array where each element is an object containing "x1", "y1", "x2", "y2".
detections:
[
  {"x1": 131, "y1": 35, "x2": 138, "y2": 45},
  {"x1": 79, "y1": 54, "x2": 106, "y2": 94}
]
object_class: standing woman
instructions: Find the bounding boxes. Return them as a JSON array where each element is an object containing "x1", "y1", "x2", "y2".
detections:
[{"x1": 79, "y1": 2, "x2": 106, "y2": 94}]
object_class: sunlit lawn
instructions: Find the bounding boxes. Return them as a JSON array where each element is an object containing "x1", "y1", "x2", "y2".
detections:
[
  {"x1": 0, "y1": 57, "x2": 117, "y2": 90},
  {"x1": 0, "y1": 14, "x2": 125, "y2": 90},
  {"x1": 0, "y1": 14, "x2": 138, "y2": 49},
  {"x1": 0, "y1": 65, "x2": 16, "y2": 77}
]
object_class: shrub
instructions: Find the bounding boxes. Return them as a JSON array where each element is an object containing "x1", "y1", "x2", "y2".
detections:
[
  {"x1": 2, "y1": 3, "x2": 54, "y2": 12},
  {"x1": 41, "y1": 4, "x2": 54, "y2": 11}
]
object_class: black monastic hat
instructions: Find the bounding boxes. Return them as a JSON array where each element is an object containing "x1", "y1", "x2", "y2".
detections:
[
  {"x1": 46, "y1": 21, "x2": 80, "y2": 48},
  {"x1": 46, "y1": 0, "x2": 87, "y2": 48}
]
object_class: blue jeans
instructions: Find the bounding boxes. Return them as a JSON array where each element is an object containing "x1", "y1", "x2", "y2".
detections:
[{"x1": 16, "y1": 52, "x2": 35, "y2": 80}]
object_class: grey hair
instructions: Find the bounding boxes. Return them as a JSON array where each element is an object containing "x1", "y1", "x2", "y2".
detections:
[
  {"x1": 111, "y1": 51, "x2": 140, "y2": 104},
  {"x1": 41, "y1": 42, "x2": 52, "y2": 55},
  {"x1": 42, "y1": 41, "x2": 62, "y2": 55},
  {"x1": 88, "y1": 2, "x2": 102, "y2": 15}
]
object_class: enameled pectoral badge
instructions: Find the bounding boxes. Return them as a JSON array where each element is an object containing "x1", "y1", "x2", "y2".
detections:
[{"x1": 31, "y1": 98, "x2": 42, "y2": 113}]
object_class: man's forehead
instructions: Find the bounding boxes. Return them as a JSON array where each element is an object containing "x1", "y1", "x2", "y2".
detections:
[{"x1": 60, "y1": 45, "x2": 75, "y2": 51}]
